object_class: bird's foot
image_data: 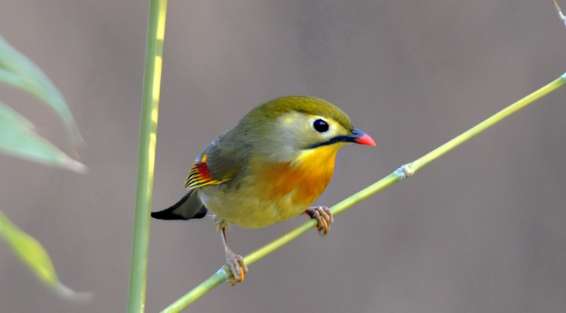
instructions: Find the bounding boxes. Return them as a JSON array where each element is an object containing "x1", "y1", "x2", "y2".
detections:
[
  {"x1": 225, "y1": 250, "x2": 248, "y2": 285},
  {"x1": 306, "y1": 206, "x2": 334, "y2": 235}
]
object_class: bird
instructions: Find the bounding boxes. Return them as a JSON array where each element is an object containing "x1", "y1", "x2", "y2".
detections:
[{"x1": 152, "y1": 96, "x2": 376, "y2": 284}]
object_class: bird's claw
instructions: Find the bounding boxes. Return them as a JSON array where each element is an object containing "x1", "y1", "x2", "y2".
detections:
[
  {"x1": 225, "y1": 250, "x2": 248, "y2": 285},
  {"x1": 306, "y1": 206, "x2": 334, "y2": 235}
]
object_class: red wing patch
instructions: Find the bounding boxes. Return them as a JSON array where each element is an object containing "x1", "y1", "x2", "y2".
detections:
[{"x1": 185, "y1": 155, "x2": 228, "y2": 189}]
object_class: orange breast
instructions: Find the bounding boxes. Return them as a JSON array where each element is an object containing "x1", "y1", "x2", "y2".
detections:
[{"x1": 255, "y1": 145, "x2": 340, "y2": 208}]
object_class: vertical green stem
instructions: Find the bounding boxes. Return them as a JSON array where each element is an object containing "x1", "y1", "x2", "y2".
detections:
[
  {"x1": 128, "y1": 1, "x2": 168, "y2": 312},
  {"x1": 160, "y1": 73, "x2": 566, "y2": 312}
]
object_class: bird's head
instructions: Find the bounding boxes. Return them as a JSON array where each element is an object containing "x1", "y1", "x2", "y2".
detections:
[{"x1": 237, "y1": 96, "x2": 375, "y2": 162}]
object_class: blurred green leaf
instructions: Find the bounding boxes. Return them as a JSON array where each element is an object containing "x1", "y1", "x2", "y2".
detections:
[
  {"x1": 0, "y1": 103, "x2": 86, "y2": 172},
  {"x1": 0, "y1": 211, "x2": 57, "y2": 285},
  {"x1": 0, "y1": 211, "x2": 89, "y2": 300},
  {"x1": 0, "y1": 36, "x2": 83, "y2": 145}
]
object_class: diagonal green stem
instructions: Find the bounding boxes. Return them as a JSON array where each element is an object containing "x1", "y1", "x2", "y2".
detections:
[
  {"x1": 127, "y1": 0, "x2": 168, "y2": 312},
  {"x1": 161, "y1": 73, "x2": 566, "y2": 313}
]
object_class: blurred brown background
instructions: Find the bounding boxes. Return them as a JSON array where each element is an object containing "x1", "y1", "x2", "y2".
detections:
[{"x1": 1, "y1": 1, "x2": 566, "y2": 312}]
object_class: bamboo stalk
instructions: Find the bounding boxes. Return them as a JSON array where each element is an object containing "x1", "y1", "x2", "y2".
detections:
[
  {"x1": 160, "y1": 73, "x2": 566, "y2": 312},
  {"x1": 127, "y1": 1, "x2": 168, "y2": 312}
]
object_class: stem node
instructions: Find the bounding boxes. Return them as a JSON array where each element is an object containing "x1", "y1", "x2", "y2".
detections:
[{"x1": 394, "y1": 163, "x2": 416, "y2": 179}]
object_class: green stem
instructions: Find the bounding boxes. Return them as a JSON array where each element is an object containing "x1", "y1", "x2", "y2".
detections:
[
  {"x1": 161, "y1": 73, "x2": 566, "y2": 312},
  {"x1": 127, "y1": 0, "x2": 168, "y2": 312}
]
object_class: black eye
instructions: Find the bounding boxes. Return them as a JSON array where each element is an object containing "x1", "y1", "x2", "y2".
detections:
[{"x1": 313, "y1": 119, "x2": 329, "y2": 133}]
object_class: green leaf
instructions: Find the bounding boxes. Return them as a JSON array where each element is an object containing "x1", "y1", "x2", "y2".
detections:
[
  {"x1": 0, "y1": 211, "x2": 90, "y2": 300},
  {"x1": 0, "y1": 103, "x2": 86, "y2": 173},
  {"x1": 0, "y1": 36, "x2": 83, "y2": 145}
]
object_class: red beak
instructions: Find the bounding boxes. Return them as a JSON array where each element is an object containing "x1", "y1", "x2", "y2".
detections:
[{"x1": 352, "y1": 128, "x2": 377, "y2": 147}]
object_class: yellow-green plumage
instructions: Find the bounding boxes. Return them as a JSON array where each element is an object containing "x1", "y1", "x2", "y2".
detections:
[
  {"x1": 243, "y1": 96, "x2": 353, "y2": 131},
  {"x1": 152, "y1": 95, "x2": 375, "y2": 283},
  {"x1": 156, "y1": 96, "x2": 365, "y2": 227}
]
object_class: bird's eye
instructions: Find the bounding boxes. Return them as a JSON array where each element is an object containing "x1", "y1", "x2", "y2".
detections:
[{"x1": 313, "y1": 119, "x2": 329, "y2": 133}]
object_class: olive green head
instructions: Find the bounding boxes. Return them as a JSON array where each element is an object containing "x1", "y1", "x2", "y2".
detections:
[
  {"x1": 232, "y1": 96, "x2": 375, "y2": 161},
  {"x1": 247, "y1": 96, "x2": 353, "y2": 131}
]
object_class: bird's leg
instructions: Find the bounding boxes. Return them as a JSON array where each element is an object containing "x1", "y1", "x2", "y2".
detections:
[
  {"x1": 217, "y1": 222, "x2": 248, "y2": 285},
  {"x1": 305, "y1": 206, "x2": 334, "y2": 235}
]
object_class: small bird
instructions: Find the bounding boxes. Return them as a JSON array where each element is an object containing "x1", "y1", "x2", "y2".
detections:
[{"x1": 152, "y1": 96, "x2": 375, "y2": 284}]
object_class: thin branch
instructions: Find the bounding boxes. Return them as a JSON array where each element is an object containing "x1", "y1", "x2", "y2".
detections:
[
  {"x1": 553, "y1": 0, "x2": 566, "y2": 28},
  {"x1": 127, "y1": 0, "x2": 169, "y2": 312},
  {"x1": 160, "y1": 73, "x2": 566, "y2": 312}
]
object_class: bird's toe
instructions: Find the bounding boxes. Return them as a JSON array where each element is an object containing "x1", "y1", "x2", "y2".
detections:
[
  {"x1": 306, "y1": 206, "x2": 334, "y2": 236},
  {"x1": 225, "y1": 252, "x2": 247, "y2": 285}
]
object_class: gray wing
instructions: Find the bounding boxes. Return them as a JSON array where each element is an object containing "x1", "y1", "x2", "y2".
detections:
[{"x1": 185, "y1": 130, "x2": 250, "y2": 189}]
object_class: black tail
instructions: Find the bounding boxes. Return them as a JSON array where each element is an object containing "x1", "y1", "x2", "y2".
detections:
[{"x1": 151, "y1": 190, "x2": 208, "y2": 220}]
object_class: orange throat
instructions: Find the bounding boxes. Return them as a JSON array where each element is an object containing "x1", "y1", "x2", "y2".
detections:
[{"x1": 256, "y1": 145, "x2": 341, "y2": 207}]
